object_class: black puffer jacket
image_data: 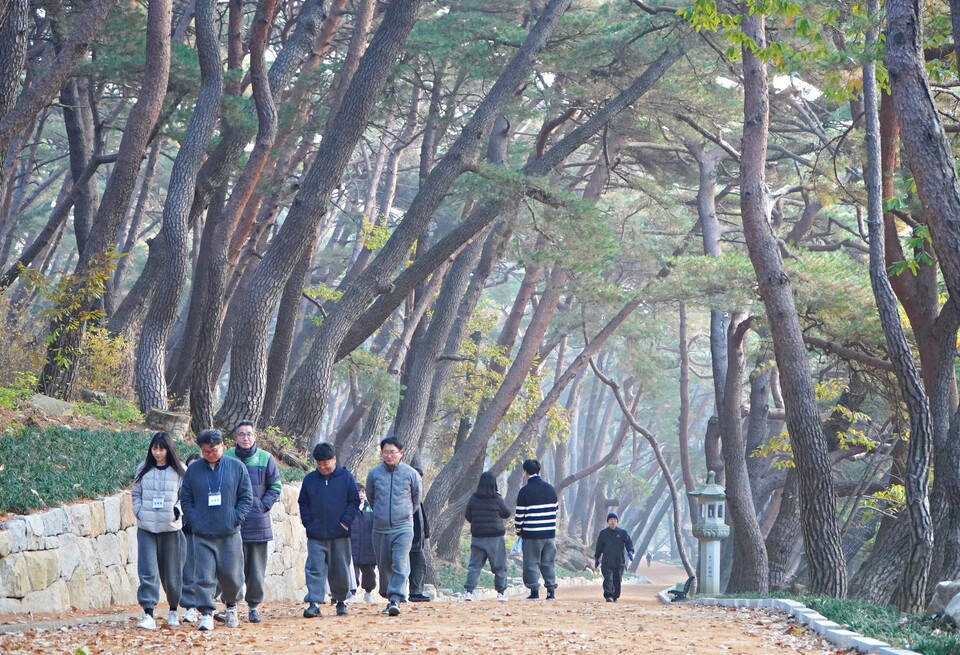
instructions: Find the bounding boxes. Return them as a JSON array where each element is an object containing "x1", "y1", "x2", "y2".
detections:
[{"x1": 465, "y1": 493, "x2": 511, "y2": 538}]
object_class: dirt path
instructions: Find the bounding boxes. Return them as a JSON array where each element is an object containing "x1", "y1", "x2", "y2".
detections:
[{"x1": 0, "y1": 580, "x2": 845, "y2": 655}]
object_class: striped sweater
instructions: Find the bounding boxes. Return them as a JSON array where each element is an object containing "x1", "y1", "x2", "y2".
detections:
[{"x1": 515, "y1": 475, "x2": 558, "y2": 539}]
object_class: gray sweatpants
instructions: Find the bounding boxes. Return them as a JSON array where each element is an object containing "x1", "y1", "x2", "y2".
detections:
[
  {"x1": 136, "y1": 529, "x2": 185, "y2": 611},
  {"x1": 180, "y1": 531, "x2": 200, "y2": 610},
  {"x1": 243, "y1": 541, "x2": 269, "y2": 608},
  {"x1": 465, "y1": 536, "x2": 507, "y2": 593},
  {"x1": 304, "y1": 537, "x2": 352, "y2": 603},
  {"x1": 194, "y1": 532, "x2": 245, "y2": 614},
  {"x1": 373, "y1": 528, "x2": 413, "y2": 602},
  {"x1": 521, "y1": 537, "x2": 557, "y2": 592}
]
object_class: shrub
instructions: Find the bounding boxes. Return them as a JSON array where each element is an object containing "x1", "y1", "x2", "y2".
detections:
[
  {"x1": 0, "y1": 372, "x2": 38, "y2": 410},
  {"x1": 75, "y1": 326, "x2": 134, "y2": 400}
]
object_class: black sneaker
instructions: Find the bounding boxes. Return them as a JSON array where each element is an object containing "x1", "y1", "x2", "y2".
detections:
[
  {"x1": 387, "y1": 600, "x2": 400, "y2": 616},
  {"x1": 546, "y1": 589, "x2": 556, "y2": 601},
  {"x1": 335, "y1": 601, "x2": 347, "y2": 617},
  {"x1": 605, "y1": 597, "x2": 614, "y2": 602},
  {"x1": 213, "y1": 611, "x2": 226, "y2": 623},
  {"x1": 303, "y1": 603, "x2": 321, "y2": 618},
  {"x1": 409, "y1": 594, "x2": 431, "y2": 602},
  {"x1": 525, "y1": 590, "x2": 539, "y2": 600},
  {"x1": 248, "y1": 608, "x2": 262, "y2": 623}
]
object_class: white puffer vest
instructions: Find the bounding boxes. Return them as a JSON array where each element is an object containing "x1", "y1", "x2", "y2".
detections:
[{"x1": 131, "y1": 462, "x2": 183, "y2": 533}]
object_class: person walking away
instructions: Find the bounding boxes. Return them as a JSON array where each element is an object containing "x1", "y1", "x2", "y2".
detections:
[
  {"x1": 408, "y1": 466, "x2": 431, "y2": 602},
  {"x1": 225, "y1": 421, "x2": 282, "y2": 623},
  {"x1": 299, "y1": 443, "x2": 361, "y2": 618},
  {"x1": 350, "y1": 483, "x2": 377, "y2": 603},
  {"x1": 132, "y1": 432, "x2": 187, "y2": 629},
  {"x1": 515, "y1": 459, "x2": 559, "y2": 600},
  {"x1": 366, "y1": 438, "x2": 422, "y2": 616},
  {"x1": 179, "y1": 453, "x2": 202, "y2": 624},
  {"x1": 181, "y1": 429, "x2": 253, "y2": 631},
  {"x1": 594, "y1": 512, "x2": 635, "y2": 602},
  {"x1": 463, "y1": 471, "x2": 511, "y2": 602},
  {"x1": 646, "y1": 551, "x2": 652, "y2": 568}
]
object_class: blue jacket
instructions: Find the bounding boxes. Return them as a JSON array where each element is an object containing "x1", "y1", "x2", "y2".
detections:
[
  {"x1": 298, "y1": 465, "x2": 361, "y2": 540},
  {"x1": 226, "y1": 446, "x2": 282, "y2": 543},
  {"x1": 181, "y1": 456, "x2": 253, "y2": 538},
  {"x1": 349, "y1": 503, "x2": 376, "y2": 565}
]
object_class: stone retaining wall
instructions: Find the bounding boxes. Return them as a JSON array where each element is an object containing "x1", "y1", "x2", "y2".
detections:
[{"x1": 0, "y1": 485, "x2": 307, "y2": 614}]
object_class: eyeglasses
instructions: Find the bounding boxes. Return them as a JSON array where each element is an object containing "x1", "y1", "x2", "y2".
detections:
[
  {"x1": 235, "y1": 431, "x2": 256, "y2": 438},
  {"x1": 381, "y1": 449, "x2": 401, "y2": 456}
]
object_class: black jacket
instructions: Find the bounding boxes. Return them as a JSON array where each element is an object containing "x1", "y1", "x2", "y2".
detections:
[
  {"x1": 412, "y1": 503, "x2": 430, "y2": 548},
  {"x1": 594, "y1": 526, "x2": 634, "y2": 568},
  {"x1": 350, "y1": 503, "x2": 376, "y2": 565},
  {"x1": 465, "y1": 493, "x2": 511, "y2": 538}
]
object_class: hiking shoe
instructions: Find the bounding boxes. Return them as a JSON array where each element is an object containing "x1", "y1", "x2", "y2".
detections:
[
  {"x1": 213, "y1": 612, "x2": 226, "y2": 623},
  {"x1": 464, "y1": 591, "x2": 475, "y2": 602},
  {"x1": 605, "y1": 597, "x2": 614, "y2": 602},
  {"x1": 248, "y1": 608, "x2": 262, "y2": 623},
  {"x1": 386, "y1": 601, "x2": 400, "y2": 616},
  {"x1": 496, "y1": 592, "x2": 507, "y2": 602},
  {"x1": 336, "y1": 601, "x2": 347, "y2": 617},
  {"x1": 525, "y1": 589, "x2": 539, "y2": 600},
  {"x1": 410, "y1": 593, "x2": 431, "y2": 602},
  {"x1": 546, "y1": 589, "x2": 556, "y2": 601},
  {"x1": 303, "y1": 603, "x2": 321, "y2": 618},
  {"x1": 167, "y1": 610, "x2": 179, "y2": 627},
  {"x1": 182, "y1": 608, "x2": 198, "y2": 623},
  {"x1": 225, "y1": 605, "x2": 239, "y2": 628},
  {"x1": 363, "y1": 592, "x2": 373, "y2": 604},
  {"x1": 198, "y1": 614, "x2": 214, "y2": 631},
  {"x1": 137, "y1": 614, "x2": 157, "y2": 630}
]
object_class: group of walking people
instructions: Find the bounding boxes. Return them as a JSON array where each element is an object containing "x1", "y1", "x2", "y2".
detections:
[{"x1": 132, "y1": 425, "x2": 634, "y2": 631}]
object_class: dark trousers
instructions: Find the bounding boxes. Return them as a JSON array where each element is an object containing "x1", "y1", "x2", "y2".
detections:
[
  {"x1": 353, "y1": 564, "x2": 376, "y2": 593},
  {"x1": 242, "y1": 541, "x2": 269, "y2": 608},
  {"x1": 601, "y1": 564, "x2": 624, "y2": 600},
  {"x1": 409, "y1": 546, "x2": 426, "y2": 596}
]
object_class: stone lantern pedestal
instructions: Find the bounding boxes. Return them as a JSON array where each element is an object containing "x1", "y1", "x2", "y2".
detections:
[{"x1": 689, "y1": 471, "x2": 730, "y2": 596}]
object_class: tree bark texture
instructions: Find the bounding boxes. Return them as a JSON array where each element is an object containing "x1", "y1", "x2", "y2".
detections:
[
  {"x1": 738, "y1": 8, "x2": 846, "y2": 597},
  {"x1": 134, "y1": 0, "x2": 223, "y2": 413},
  {"x1": 39, "y1": 0, "x2": 172, "y2": 398}
]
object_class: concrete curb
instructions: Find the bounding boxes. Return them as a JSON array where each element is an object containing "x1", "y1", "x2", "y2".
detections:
[{"x1": 658, "y1": 589, "x2": 921, "y2": 655}]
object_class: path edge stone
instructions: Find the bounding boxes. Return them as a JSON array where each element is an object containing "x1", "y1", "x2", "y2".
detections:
[{"x1": 657, "y1": 589, "x2": 921, "y2": 655}]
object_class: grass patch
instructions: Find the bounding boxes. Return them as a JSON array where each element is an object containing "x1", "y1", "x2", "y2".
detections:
[
  {"x1": 718, "y1": 591, "x2": 960, "y2": 655},
  {"x1": 0, "y1": 427, "x2": 156, "y2": 514},
  {"x1": 76, "y1": 397, "x2": 143, "y2": 423}
]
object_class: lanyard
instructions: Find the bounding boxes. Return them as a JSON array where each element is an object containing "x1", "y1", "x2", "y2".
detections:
[{"x1": 207, "y1": 460, "x2": 225, "y2": 495}]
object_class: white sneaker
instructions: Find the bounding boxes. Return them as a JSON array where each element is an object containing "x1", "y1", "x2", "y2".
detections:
[
  {"x1": 182, "y1": 608, "x2": 198, "y2": 623},
  {"x1": 464, "y1": 591, "x2": 475, "y2": 601},
  {"x1": 167, "y1": 610, "x2": 179, "y2": 627},
  {"x1": 137, "y1": 614, "x2": 157, "y2": 630},
  {"x1": 198, "y1": 614, "x2": 214, "y2": 631},
  {"x1": 344, "y1": 592, "x2": 356, "y2": 604},
  {"x1": 225, "y1": 605, "x2": 239, "y2": 628},
  {"x1": 363, "y1": 592, "x2": 373, "y2": 603},
  {"x1": 497, "y1": 592, "x2": 507, "y2": 602}
]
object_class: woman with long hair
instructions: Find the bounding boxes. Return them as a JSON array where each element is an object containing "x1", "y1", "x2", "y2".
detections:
[
  {"x1": 463, "y1": 471, "x2": 511, "y2": 601},
  {"x1": 132, "y1": 431, "x2": 187, "y2": 629}
]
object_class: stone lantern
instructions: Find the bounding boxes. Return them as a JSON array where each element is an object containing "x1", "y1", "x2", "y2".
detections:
[{"x1": 689, "y1": 470, "x2": 730, "y2": 595}]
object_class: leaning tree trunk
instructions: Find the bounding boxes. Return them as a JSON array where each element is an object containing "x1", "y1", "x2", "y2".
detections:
[
  {"x1": 719, "y1": 316, "x2": 768, "y2": 593},
  {"x1": 738, "y1": 7, "x2": 845, "y2": 597},
  {"x1": 863, "y1": 9, "x2": 933, "y2": 612},
  {"x1": 39, "y1": 0, "x2": 172, "y2": 398},
  {"x1": 134, "y1": 0, "x2": 223, "y2": 413}
]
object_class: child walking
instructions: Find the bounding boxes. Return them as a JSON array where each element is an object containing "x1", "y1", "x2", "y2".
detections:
[
  {"x1": 132, "y1": 431, "x2": 187, "y2": 629},
  {"x1": 463, "y1": 471, "x2": 511, "y2": 602},
  {"x1": 593, "y1": 512, "x2": 634, "y2": 602}
]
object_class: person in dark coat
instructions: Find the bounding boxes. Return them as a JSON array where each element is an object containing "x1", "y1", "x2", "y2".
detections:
[
  {"x1": 350, "y1": 483, "x2": 377, "y2": 603},
  {"x1": 408, "y1": 466, "x2": 431, "y2": 602},
  {"x1": 225, "y1": 421, "x2": 281, "y2": 623},
  {"x1": 298, "y1": 442, "x2": 360, "y2": 618},
  {"x1": 463, "y1": 471, "x2": 511, "y2": 601},
  {"x1": 593, "y1": 512, "x2": 635, "y2": 602},
  {"x1": 181, "y1": 429, "x2": 253, "y2": 631}
]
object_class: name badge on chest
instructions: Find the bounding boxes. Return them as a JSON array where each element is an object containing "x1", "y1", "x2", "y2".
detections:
[
  {"x1": 152, "y1": 496, "x2": 165, "y2": 510},
  {"x1": 208, "y1": 492, "x2": 222, "y2": 507}
]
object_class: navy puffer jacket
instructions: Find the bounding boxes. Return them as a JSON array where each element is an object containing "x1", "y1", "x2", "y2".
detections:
[
  {"x1": 298, "y1": 466, "x2": 361, "y2": 540},
  {"x1": 350, "y1": 504, "x2": 376, "y2": 565}
]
